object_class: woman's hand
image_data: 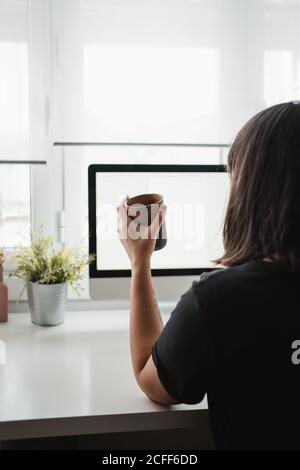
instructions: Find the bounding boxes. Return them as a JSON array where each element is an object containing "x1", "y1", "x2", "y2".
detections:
[{"x1": 117, "y1": 196, "x2": 167, "y2": 269}]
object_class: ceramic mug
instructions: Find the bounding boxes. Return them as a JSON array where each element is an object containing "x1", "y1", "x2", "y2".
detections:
[{"x1": 125, "y1": 193, "x2": 167, "y2": 251}]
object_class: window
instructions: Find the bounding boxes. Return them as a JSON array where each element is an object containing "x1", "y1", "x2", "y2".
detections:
[
  {"x1": 2, "y1": 0, "x2": 300, "y2": 303},
  {"x1": 248, "y1": 0, "x2": 300, "y2": 110},
  {"x1": 0, "y1": 0, "x2": 30, "y2": 250},
  {"x1": 83, "y1": 45, "x2": 220, "y2": 142},
  {"x1": 0, "y1": 0, "x2": 50, "y2": 253},
  {"x1": 58, "y1": 0, "x2": 300, "y2": 275},
  {"x1": 262, "y1": 0, "x2": 300, "y2": 106},
  {"x1": 54, "y1": 0, "x2": 224, "y2": 143},
  {"x1": 0, "y1": 0, "x2": 29, "y2": 161},
  {"x1": 0, "y1": 165, "x2": 31, "y2": 247}
]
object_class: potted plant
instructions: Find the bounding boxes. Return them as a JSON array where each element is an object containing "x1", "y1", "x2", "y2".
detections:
[{"x1": 10, "y1": 232, "x2": 94, "y2": 326}]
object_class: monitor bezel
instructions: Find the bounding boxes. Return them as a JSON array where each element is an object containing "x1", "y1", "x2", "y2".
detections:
[{"x1": 88, "y1": 164, "x2": 227, "y2": 278}]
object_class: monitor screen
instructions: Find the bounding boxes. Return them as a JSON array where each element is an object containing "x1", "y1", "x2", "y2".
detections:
[{"x1": 89, "y1": 165, "x2": 229, "y2": 276}]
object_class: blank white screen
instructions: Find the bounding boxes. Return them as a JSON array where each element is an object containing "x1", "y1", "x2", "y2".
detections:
[{"x1": 96, "y1": 171, "x2": 229, "y2": 271}]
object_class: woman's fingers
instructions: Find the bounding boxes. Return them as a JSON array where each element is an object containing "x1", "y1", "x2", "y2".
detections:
[
  {"x1": 117, "y1": 195, "x2": 129, "y2": 212},
  {"x1": 117, "y1": 195, "x2": 130, "y2": 238},
  {"x1": 118, "y1": 197, "x2": 167, "y2": 242}
]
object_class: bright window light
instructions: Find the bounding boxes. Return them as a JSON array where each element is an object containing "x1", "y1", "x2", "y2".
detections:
[
  {"x1": 263, "y1": 50, "x2": 300, "y2": 106},
  {"x1": 84, "y1": 45, "x2": 220, "y2": 140},
  {"x1": 0, "y1": 165, "x2": 31, "y2": 247}
]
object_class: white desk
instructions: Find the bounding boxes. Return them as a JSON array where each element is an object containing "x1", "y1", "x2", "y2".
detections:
[{"x1": 0, "y1": 311, "x2": 208, "y2": 442}]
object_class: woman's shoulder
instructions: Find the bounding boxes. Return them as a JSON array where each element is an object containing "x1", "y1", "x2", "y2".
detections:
[
  {"x1": 192, "y1": 262, "x2": 257, "y2": 298},
  {"x1": 198, "y1": 262, "x2": 252, "y2": 282}
]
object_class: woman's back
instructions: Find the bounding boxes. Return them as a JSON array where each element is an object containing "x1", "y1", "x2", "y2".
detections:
[{"x1": 152, "y1": 260, "x2": 300, "y2": 449}]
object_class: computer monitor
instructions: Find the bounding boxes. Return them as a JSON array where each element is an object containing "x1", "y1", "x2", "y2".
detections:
[{"x1": 88, "y1": 164, "x2": 229, "y2": 302}]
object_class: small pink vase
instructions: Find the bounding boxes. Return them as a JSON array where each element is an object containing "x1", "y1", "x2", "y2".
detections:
[{"x1": 0, "y1": 267, "x2": 8, "y2": 323}]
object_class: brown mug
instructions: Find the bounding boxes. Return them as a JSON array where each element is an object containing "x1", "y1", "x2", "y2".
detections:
[{"x1": 125, "y1": 193, "x2": 167, "y2": 251}]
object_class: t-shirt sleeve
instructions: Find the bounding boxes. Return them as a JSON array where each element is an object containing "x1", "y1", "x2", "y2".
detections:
[{"x1": 152, "y1": 273, "x2": 212, "y2": 404}]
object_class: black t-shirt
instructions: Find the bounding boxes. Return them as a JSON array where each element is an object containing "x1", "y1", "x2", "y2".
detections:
[{"x1": 152, "y1": 259, "x2": 300, "y2": 450}]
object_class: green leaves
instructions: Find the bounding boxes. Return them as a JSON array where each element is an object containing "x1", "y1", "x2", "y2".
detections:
[
  {"x1": 0, "y1": 249, "x2": 4, "y2": 268},
  {"x1": 10, "y1": 231, "x2": 95, "y2": 297}
]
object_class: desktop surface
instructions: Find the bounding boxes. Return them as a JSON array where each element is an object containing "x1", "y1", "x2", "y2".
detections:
[{"x1": 0, "y1": 311, "x2": 208, "y2": 441}]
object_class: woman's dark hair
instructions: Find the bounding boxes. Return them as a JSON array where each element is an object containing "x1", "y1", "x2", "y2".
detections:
[{"x1": 216, "y1": 101, "x2": 300, "y2": 268}]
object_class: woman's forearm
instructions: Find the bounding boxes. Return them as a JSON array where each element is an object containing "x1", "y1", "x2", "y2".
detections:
[{"x1": 130, "y1": 262, "x2": 164, "y2": 378}]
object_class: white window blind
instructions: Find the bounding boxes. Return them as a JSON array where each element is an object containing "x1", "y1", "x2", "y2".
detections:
[
  {"x1": 53, "y1": 0, "x2": 300, "y2": 147},
  {"x1": 53, "y1": 0, "x2": 224, "y2": 144},
  {"x1": 0, "y1": 0, "x2": 51, "y2": 163}
]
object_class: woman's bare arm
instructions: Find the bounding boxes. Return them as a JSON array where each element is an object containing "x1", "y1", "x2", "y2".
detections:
[
  {"x1": 130, "y1": 262, "x2": 179, "y2": 405},
  {"x1": 117, "y1": 197, "x2": 180, "y2": 405}
]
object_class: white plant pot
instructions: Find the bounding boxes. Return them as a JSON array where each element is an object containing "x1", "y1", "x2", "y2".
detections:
[{"x1": 27, "y1": 282, "x2": 67, "y2": 326}]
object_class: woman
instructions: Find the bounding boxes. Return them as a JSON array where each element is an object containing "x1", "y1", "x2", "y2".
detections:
[{"x1": 117, "y1": 101, "x2": 300, "y2": 450}]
